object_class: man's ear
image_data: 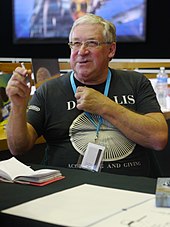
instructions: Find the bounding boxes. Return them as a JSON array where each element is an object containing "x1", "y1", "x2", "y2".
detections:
[{"x1": 108, "y1": 42, "x2": 116, "y2": 59}]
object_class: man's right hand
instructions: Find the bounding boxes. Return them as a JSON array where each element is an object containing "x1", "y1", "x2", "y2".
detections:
[{"x1": 6, "y1": 67, "x2": 32, "y2": 108}]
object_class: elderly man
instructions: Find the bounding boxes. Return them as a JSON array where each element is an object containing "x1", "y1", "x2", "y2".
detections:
[{"x1": 6, "y1": 14, "x2": 168, "y2": 177}]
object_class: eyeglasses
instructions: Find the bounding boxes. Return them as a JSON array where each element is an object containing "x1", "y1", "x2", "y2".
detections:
[{"x1": 68, "y1": 40, "x2": 112, "y2": 50}]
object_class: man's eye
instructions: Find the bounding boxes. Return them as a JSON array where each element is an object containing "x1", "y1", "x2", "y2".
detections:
[
  {"x1": 87, "y1": 41, "x2": 98, "y2": 47},
  {"x1": 73, "y1": 42, "x2": 81, "y2": 47}
]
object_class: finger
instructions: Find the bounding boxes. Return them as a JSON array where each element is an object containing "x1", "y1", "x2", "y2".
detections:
[
  {"x1": 6, "y1": 85, "x2": 27, "y2": 98},
  {"x1": 12, "y1": 70, "x2": 26, "y2": 82},
  {"x1": 6, "y1": 78, "x2": 30, "y2": 98},
  {"x1": 14, "y1": 66, "x2": 27, "y2": 76},
  {"x1": 76, "y1": 86, "x2": 86, "y2": 92},
  {"x1": 75, "y1": 86, "x2": 86, "y2": 100},
  {"x1": 12, "y1": 70, "x2": 31, "y2": 87}
]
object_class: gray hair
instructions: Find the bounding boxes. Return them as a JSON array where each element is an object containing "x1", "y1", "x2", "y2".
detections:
[{"x1": 69, "y1": 13, "x2": 116, "y2": 42}]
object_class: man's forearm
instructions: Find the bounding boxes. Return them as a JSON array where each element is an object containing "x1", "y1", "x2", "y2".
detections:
[
  {"x1": 6, "y1": 107, "x2": 32, "y2": 155},
  {"x1": 100, "y1": 99, "x2": 168, "y2": 150}
]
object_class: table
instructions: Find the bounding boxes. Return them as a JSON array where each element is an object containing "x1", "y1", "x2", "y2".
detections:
[{"x1": 0, "y1": 165, "x2": 157, "y2": 227}]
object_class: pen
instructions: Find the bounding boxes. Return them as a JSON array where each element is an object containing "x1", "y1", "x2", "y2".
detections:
[
  {"x1": 21, "y1": 62, "x2": 30, "y2": 86},
  {"x1": 21, "y1": 62, "x2": 26, "y2": 70}
]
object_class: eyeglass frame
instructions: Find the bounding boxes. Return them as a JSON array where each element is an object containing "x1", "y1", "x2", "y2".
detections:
[{"x1": 68, "y1": 40, "x2": 113, "y2": 50}]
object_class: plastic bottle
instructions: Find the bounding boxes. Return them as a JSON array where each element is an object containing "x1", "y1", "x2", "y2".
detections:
[{"x1": 155, "y1": 67, "x2": 168, "y2": 110}]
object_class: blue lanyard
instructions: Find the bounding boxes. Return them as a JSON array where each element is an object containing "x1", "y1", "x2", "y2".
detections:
[{"x1": 70, "y1": 70, "x2": 111, "y2": 141}]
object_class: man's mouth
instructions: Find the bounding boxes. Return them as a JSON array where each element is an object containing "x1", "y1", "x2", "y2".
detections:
[{"x1": 78, "y1": 60, "x2": 89, "y2": 64}]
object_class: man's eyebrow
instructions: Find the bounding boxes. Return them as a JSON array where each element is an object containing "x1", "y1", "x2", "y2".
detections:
[{"x1": 71, "y1": 38, "x2": 97, "y2": 41}]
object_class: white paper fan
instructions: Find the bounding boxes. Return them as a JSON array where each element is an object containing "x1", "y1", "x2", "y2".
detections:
[{"x1": 69, "y1": 113, "x2": 136, "y2": 161}]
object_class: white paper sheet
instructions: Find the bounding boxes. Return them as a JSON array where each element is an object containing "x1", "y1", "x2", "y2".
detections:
[
  {"x1": 92, "y1": 198, "x2": 170, "y2": 227},
  {"x1": 2, "y1": 184, "x2": 154, "y2": 227}
]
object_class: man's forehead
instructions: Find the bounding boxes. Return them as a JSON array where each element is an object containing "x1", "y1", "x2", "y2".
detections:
[{"x1": 72, "y1": 24, "x2": 103, "y2": 39}]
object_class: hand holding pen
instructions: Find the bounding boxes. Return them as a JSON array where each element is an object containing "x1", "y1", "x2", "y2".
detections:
[{"x1": 6, "y1": 62, "x2": 32, "y2": 105}]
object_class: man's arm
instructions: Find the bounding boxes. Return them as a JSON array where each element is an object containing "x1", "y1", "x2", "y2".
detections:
[
  {"x1": 6, "y1": 106, "x2": 38, "y2": 155},
  {"x1": 101, "y1": 102, "x2": 168, "y2": 151},
  {"x1": 6, "y1": 67, "x2": 38, "y2": 155},
  {"x1": 75, "y1": 86, "x2": 168, "y2": 151}
]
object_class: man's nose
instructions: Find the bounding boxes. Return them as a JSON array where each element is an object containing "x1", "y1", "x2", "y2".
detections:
[{"x1": 78, "y1": 43, "x2": 89, "y2": 54}]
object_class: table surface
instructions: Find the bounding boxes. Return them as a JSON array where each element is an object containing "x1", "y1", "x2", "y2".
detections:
[{"x1": 0, "y1": 165, "x2": 157, "y2": 227}]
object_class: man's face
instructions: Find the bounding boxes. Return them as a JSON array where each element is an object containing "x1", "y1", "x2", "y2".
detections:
[{"x1": 70, "y1": 24, "x2": 116, "y2": 84}]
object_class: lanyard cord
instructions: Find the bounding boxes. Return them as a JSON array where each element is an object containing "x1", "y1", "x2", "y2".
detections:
[{"x1": 70, "y1": 70, "x2": 111, "y2": 140}]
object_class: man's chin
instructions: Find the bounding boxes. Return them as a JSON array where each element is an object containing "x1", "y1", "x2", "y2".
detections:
[
  {"x1": 75, "y1": 72, "x2": 90, "y2": 83},
  {"x1": 75, "y1": 67, "x2": 89, "y2": 76}
]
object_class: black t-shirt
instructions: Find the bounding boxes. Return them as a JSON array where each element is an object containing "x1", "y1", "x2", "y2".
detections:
[{"x1": 27, "y1": 68, "x2": 161, "y2": 177}]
